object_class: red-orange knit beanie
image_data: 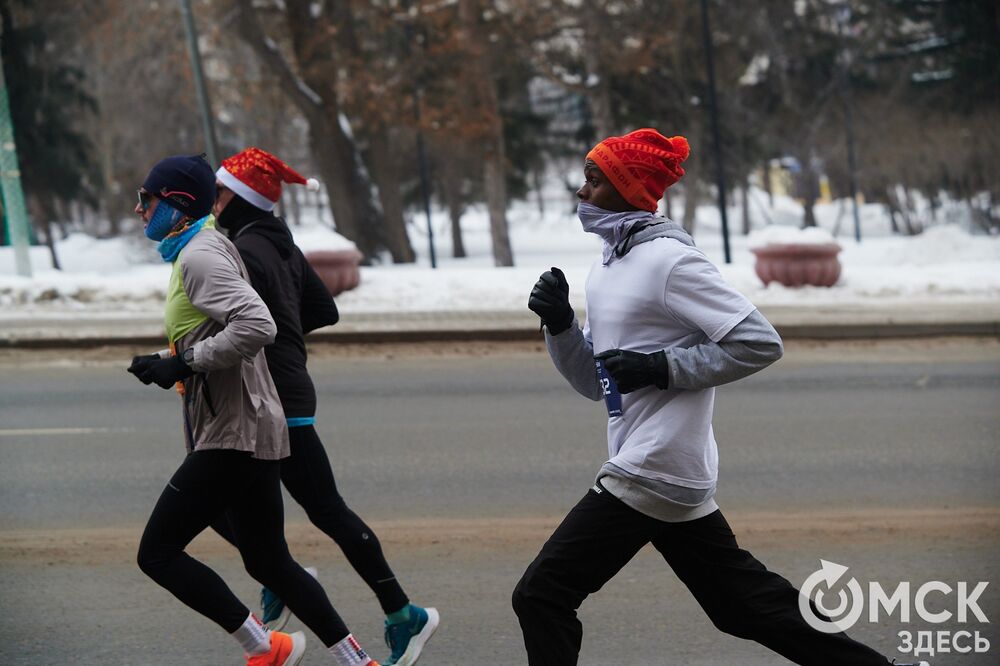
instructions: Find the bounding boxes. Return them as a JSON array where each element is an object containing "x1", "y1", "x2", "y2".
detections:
[{"x1": 586, "y1": 128, "x2": 691, "y2": 212}]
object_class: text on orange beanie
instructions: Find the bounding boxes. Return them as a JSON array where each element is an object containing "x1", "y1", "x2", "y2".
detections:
[
  {"x1": 586, "y1": 128, "x2": 691, "y2": 212},
  {"x1": 215, "y1": 147, "x2": 319, "y2": 212}
]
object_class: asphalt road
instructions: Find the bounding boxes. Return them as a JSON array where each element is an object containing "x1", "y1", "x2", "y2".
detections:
[{"x1": 0, "y1": 338, "x2": 998, "y2": 665}]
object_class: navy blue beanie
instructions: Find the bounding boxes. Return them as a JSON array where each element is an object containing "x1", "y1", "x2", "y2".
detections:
[{"x1": 142, "y1": 154, "x2": 216, "y2": 220}]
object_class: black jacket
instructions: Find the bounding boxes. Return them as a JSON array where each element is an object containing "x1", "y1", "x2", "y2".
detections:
[{"x1": 223, "y1": 206, "x2": 339, "y2": 418}]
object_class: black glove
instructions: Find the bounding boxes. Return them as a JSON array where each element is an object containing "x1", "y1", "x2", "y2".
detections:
[
  {"x1": 129, "y1": 353, "x2": 194, "y2": 390},
  {"x1": 127, "y1": 354, "x2": 159, "y2": 385},
  {"x1": 594, "y1": 349, "x2": 671, "y2": 394},
  {"x1": 528, "y1": 267, "x2": 574, "y2": 334}
]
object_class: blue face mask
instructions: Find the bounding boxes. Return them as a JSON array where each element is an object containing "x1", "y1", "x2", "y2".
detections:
[{"x1": 144, "y1": 201, "x2": 186, "y2": 241}]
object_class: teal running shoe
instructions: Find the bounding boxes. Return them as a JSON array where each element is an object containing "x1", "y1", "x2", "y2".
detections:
[
  {"x1": 259, "y1": 586, "x2": 290, "y2": 632},
  {"x1": 260, "y1": 566, "x2": 317, "y2": 631},
  {"x1": 383, "y1": 604, "x2": 439, "y2": 665}
]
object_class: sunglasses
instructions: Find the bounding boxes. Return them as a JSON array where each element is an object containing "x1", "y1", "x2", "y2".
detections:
[{"x1": 137, "y1": 189, "x2": 155, "y2": 212}]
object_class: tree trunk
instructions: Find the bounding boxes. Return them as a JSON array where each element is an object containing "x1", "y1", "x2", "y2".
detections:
[
  {"x1": 902, "y1": 184, "x2": 922, "y2": 234},
  {"x1": 681, "y1": 116, "x2": 704, "y2": 235},
  {"x1": 459, "y1": 0, "x2": 513, "y2": 266},
  {"x1": 929, "y1": 192, "x2": 940, "y2": 223},
  {"x1": 442, "y1": 175, "x2": 467, "y2": 259},
  {"x1": 797, "y1": 159, "x2": 819, "y2": 228},
  {"x1": 830, "y1": 200, "x2": 846, "y2": 238},
  {"x1": 682, "y1": 180, "x2": 698, "y2": 235},
  {"x1": 741, "y1": 179, "x2": 751, "y2": 235},
  {"x1": 233, "y1": 0, "x2": 386, "y2": 261},
  {"x1": 31, "y1": 197, "x2": 60, "y2": 270},
  {"x1": 885, "y1": 188, "x2": 901, "y2": 234},
  {"x1": 56, "y1": 200, "x2": 73, "y2": 239},
  {"x1": 367, "y1": 130, "x2": 415, "y2": 263},
  {"x1": 885, "y1": 186, "x2": 914, "y2": 235},
  {"x1": 92, "y1": 55, "x2": 125, "y2": 237},
  {"x1": 44, "y1": 219, "x2": 60, "y2": 270},
  {"x1": 582, "y1": 0, "x2": 614, "y2": 138},
  {"x1": 762, "y1": 159, "x2": 774, "y2": 207},
  {"x1": 306, "y1": 108, "x2": 386, "y2": 260},
  {"x1": 681, "y1": 147, "x2": 702, "y2": 235},
  {"x1": 449, "y1": 205, "x2": 466, "y2": 259},
  {"x1": 309, "y1": 124, "x2": 365, "y2": 250},
  {"x1": 988, "y1": 191, "x2": 999, "y2": 233},
  {"x1": 484, "y1": 149, "x2": 513, "y2": 266},
  {"x1": 533, "y1": 167, "x2": 545, "y2": 217}
]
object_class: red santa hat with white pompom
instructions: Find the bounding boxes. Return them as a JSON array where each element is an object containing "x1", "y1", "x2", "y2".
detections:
[{"x1": 215, "y1": 147, "x2": 319, "y2": 212}]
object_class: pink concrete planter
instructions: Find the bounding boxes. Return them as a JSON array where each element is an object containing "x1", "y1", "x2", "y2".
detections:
[
  {"x1": 751, "y1": 243, "x2": 842, "y2": 287},
  {"x1": 305, "y1": 249, "x2": 363, "y2": 296}
]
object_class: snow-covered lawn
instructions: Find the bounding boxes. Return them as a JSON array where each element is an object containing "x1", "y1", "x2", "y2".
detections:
[{"x1": 1, "y1": 189, "x2": 998, "y2": 315}]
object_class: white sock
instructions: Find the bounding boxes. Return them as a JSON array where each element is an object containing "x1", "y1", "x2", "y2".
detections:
[
  {"x1": 327, "y1": 633, "x2": 373, "y2": 665},
  {"x1": 232, "y1": 613, "x2": 270, "y2": 656}
]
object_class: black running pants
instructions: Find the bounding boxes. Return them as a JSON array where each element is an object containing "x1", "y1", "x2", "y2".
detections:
[
  {"x1": 512, "y1": 483, "x2": 893, "y2": 666},
  {"x1": 137, "y1": 449, "x2": 349, "y2": 645},
  {"x1": 212, "y1": 425, "x2": 409, "y2": 614}
]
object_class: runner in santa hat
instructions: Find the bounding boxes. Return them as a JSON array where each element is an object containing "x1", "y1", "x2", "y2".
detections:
[
  {"x1": 512, "y1": 129, "x2": 905, "y2": 665},
  {"x1": 215, "y1": 146, "x2": 320, "y2": 212},
  {"x1": 212, "y1": 147, "x2": 439, "y2": 666}
]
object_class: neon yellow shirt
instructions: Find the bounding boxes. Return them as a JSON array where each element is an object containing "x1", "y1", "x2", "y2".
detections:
[{"x1": 163, "y1": 219, "x2": 216, "y2": 343}]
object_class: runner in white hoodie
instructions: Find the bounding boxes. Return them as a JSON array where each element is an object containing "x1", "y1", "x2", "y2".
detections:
[{"x1": 511, "y1": 129, "x2": 907, "y2": 666}]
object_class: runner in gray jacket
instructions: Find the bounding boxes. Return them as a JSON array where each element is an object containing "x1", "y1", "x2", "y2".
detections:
[
  {"x1": 511, "y1": 129, "x2": 907, "y2": 666},
  {"x1": 128, "y1": 154, "x2": 381, "y2": 666}
]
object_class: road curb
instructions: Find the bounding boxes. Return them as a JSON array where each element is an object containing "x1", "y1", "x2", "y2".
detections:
[
  {"x1": 771, "y1": 320, "x2": 1000, "y2": 339},
  {"x1": 1, "y1": 322, "x2": 997, "y2": 350},
  {"x1": 3, "y1": 303, "x2": 998, "y2": 349}
]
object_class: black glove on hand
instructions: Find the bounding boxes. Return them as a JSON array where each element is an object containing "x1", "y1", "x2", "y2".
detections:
[
  {"x1": 595, "y1": 349, "x2": 671, "y2": 394},
  {"x1": 127, "y1": 354, "x2": 159, "y2": 385},
  {"x1": 528, "y1": 267, "x2": 574, "y2": 334},
  {"x1": 130, "y1": 353, "x2": 194, "y2": 390}
]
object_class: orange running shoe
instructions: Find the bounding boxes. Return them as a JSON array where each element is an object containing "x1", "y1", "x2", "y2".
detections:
[{"x1": 246, "y1": 630, "x2": 306, "y2": 666}]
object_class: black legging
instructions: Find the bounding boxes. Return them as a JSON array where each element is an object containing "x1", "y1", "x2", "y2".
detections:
[
  {"x1": 137, "y1": 449, "x2": 349, "y2": 645},
  {"x1": 212, "y1": 425, "x2": 409, "y2": 614}
]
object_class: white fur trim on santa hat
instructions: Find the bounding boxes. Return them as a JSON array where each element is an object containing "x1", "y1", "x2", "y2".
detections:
[
  {"x1": 306, "y1": 178, "x2": 320, "y2": 192},
  {"x1": 215, "y1": 166, "x2": 276, "y2": 211}
]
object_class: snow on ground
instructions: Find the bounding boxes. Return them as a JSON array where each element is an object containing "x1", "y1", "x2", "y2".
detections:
[{"x1": 1, "y1": 185, "x2": 998, "y2": 315}]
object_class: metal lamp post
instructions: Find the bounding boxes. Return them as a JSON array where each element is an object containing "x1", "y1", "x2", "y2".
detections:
[
  {"x1": 0, "y1": 12, "x2": 31, "y2": 277},
  {"x1": 699, "y1": 0, "x2": 732, "y2": 264},
  {"x1": 179, "y1": 0, "x2": 219, "y2": 166},
  {"x1": 835, "y1": 3, "x2": 862, "y2": 242}
]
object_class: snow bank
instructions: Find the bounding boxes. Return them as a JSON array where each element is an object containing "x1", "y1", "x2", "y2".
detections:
[
  {"x1": 748, "y1": 225, "x2": 837, "y2": 248},
  {"x1": 1, "y1": 188, "x2": 998, "y2": 314}
]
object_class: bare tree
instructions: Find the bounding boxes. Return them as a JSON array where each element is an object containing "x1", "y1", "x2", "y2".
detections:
[
  {"x1": 456, "y1": 0, "x2": 513, "y2": 266},
  {"x1": 230, "y1": 0, "x2": 389, "y2": 261}
]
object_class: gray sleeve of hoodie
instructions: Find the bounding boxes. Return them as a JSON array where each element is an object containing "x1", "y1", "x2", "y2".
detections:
[
  {"x1": 180, "y1": 246, "x2": 277, "y2": 372},
  {"x1": 544, "y1": 316, "x2": 603, "y2": 401},
  {"x1": 665, "y1": 309, "x2": 783, "y2": 391}
]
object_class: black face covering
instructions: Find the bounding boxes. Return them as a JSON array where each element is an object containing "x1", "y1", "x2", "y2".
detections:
[{"x1": 216, "y1": 193, "x2": 271, "y2": 235}]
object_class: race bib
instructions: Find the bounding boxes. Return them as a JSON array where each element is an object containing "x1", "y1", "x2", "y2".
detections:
[{"x1": 595, "y1": 359, "x2": 623, "y2": 417}]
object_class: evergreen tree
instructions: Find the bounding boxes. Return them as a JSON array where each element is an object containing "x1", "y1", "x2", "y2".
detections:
[
  {"x1": 1, "y1": 0, "x2": 97, "y2": 261},
  {"x1": 878, "y1": 0, "x2": 1000, "y2": 111},
  {"x1": 863, "y1": 0, "x2": 1000, "y2": 230}
]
